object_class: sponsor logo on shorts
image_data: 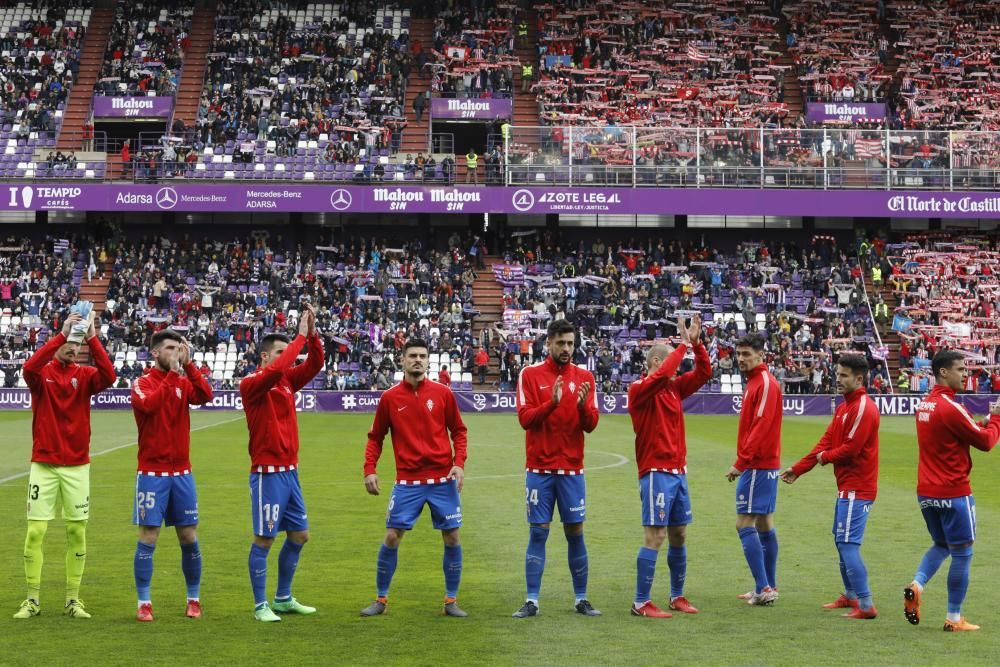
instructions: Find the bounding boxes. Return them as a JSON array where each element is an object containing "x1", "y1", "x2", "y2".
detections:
[{"x1": 920, "y1": 498, "x2": 953, "y2": 509}]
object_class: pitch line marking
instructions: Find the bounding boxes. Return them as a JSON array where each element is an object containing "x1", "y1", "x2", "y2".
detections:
[{"x1": 0, "y1": 415, "x2": 244, "y2": 486}]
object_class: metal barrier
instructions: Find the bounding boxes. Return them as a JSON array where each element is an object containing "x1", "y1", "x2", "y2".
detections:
[
  {"x1": 501, "y1": 125, "x2": 1000, "y2": 191},
  {"x1": 13, "y1": 125, "x2": 1000, "y2": 190}
]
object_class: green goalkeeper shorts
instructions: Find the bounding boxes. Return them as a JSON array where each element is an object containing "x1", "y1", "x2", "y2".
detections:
[{"x1": 26, "y1": 463, "x2": 90, "y2": 521}]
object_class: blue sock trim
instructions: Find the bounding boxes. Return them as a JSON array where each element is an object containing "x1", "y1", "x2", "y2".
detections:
[
  {"x1": 946, "y1": 545, "x2": 973, "y2": 615},
  {"x1": 838, "y1": 556, "x2": 856, "y2": 598},
  {"x1": 635, "y1": 546, "x2": 658, "y2": 604},
  {"x1": 738, "y1": 527, "x2": 768, "y2": 593},
  {"x1": 525, "y1": 526, "x2": 549, "y2": 599},
  {"x1": 376, "y1": 544, "x2": 399, "y2": 598},
  {"x1": 667, "y1": 545, "x2": 687, "y2": 599},
  {"x1": 837, "y1": 543, "x2": 870, "y2": 601},
  {"x1": 248, "y1": 543, "x2": 270, "y2": 606},
  {"x1": 758, "y1": 529, "x2": 778, "y2": 590},
  {"x1": 134, "y1": 541, "x2": 155, "y2": 602},
  {"x1": 180, "y1": 541, "x2": 201, "y2": 599},
  {"x1": 443, "y1": 544, "x2": 462, "y2": 598},
  {"x1": 275, "y1": 539, "x2": 304, "y2": 601},
  {"x1": 915, "y1": 543, "x2": 949, "y2": 587},
  {"x1": 566, "y1": 533, "x2": 588, "y2": 599}
]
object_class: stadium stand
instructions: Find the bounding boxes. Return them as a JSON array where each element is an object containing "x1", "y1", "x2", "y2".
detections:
[
  {"x1": 486, "y1": 232, "x2": 890, "y2": 394},
  {"x1": 888, "y1": 0, "x2": 1000, "y2": 132},
  {"x1": 427, "y1": 0, "x2": 519, "y2": 99},
  {"x1": 787, "y1": 0, "x2": 889, "y2": 105},
  {"x1": 93, "y1": 1, "x2": 193, "y2": 98},
  {"x1": 98, "y1": 231, "x2": 481, "y2": 390},
  {"x1": 0, "y1": 237, "x2": 93, "y2": 387},
  {"x1": 515, "y1": 0, "x2": 791, "y2": 186},
  {"x1": 879, "y1": 233, "x2": 1000, "y2": 394},
  {"x1": 174, "y1": 1, "x2": 417, "y2": 183},
  {"x1": 0, "y1": 2, "x2": 91, "y2": 179}
]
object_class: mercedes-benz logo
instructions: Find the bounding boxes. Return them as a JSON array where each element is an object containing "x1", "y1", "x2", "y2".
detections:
[
  {"x1": 155, "y1": 187, "x2": 178, "y2": 210},
  {"x1": 330, "y1": 188, "x2": 352, "y2": 211},
  {"x1": 512, "y1": 189, "x2": 535, "y2": 212}
]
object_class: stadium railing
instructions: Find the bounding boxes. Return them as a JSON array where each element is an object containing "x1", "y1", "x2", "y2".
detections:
[
  {"x1": 502, "y1": 126, "x2": 1000, "y2": 191},
  {"x1": 7, "y1": 126, "x2": 1000, "y2": 190}
]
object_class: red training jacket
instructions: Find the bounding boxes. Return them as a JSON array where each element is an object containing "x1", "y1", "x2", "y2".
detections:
[
  {"x1": 734, "y1": 364, "x2": 782, "y2": 470},
  {"x1": 240, "y1": 333, "x2": 324, "y2": 470},
  {"x1": 516, "y1": 356, "x2": 599, "y2": 473},
  {"x1": 23, "y1": 332, "x2": 117, "y2": 466},
  {"x1": 131, "y1": 363, "x2": 214, "y2": 474},
  {"x1": 364, "y1": 378, "x2": 468, "y2": 483},
  {"x1": 915, "y1": 384, "x2": 1000, "y2": 498},
  {"x1": 790, "y1": 387, "x2": 879, "y2": 500},
  {"x1": 628, "y1": 342, "x2": 712, "y2": 476}
]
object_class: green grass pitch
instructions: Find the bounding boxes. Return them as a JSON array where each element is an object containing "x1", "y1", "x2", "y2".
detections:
[{"x1": 1, "y1": 410, "x2": 998, "y2": 665}]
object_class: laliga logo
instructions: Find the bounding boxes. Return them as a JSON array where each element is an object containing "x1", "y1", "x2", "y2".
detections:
[
  {"x1": 731, "y1": 396, "x2": 743, "y2": 413},
  {"x1": 330, "y1": 189, "x2": 352, "y2": 211},
  {"x1": 602, "y1": 394, "x2": 617, "y2": 413},
  {"x1": 155, "y1": 187, "x2": 178, "y2": 210},
  {"x1": 472, "y1": 393, "x2": 487, "y2": 411},
  {"x1": 512, "y1": 189, "x2": 535, "y2": 212},
  {"x1": 341, "y1": 394, "x2": 357, "y2": 410}
]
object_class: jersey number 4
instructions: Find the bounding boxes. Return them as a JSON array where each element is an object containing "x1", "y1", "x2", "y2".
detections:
[{"x1": 655, "y1": 493, "x2": 666, "y2": 509}]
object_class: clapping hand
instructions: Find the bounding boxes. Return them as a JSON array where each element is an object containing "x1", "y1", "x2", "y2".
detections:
[
  {"x1": 551, "y1": 376, "x2": 564, "y2": 406},
  {"x1": 297, "y1": 307, "x2": 313, "y2": 336},
  {"x1": 577, "y1": 381, "x2": 592, "y2": 408},
  {"x1": 61, "y1": 313, "x2": 83, "y2": 337}
]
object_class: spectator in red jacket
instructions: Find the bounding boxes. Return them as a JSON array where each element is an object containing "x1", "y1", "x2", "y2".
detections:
[{"x1": 475, "y1": 347, "x2": 490, "y2": 384}]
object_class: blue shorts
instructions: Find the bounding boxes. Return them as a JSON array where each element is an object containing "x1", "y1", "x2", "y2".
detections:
[
  {"x1": 386, "y1": 480, "x2": 462, "y2": 531},
  {"x1": 639, "y1": 472, "x2": 692, "y2": 527},
  {"x1": 919, "y1": 495, "x2": 977, "y2": 545},
  {"x1": 133, "y1": 473, "x2": 199, "y2": 527},
  {"x1": 525, "y1": 472, "x2": 586, "y2": 525},
  {"x1": 250, "y1": 470, "x2": 309, "y2": 538},
  {"x1": 832, "y1": 495, "x2": 873, "y2": 544},
  {"x1": 736, "y1": 469, "x2": 779, "y2": 515}
]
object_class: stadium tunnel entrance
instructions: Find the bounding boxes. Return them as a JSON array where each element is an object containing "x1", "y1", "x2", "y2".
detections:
[
  {"x1": 431, "y1": 120, "x2": 494, "y2": 158},
  {"x1": 94, "y1": 119, "x2": 168, "y2": 154}
]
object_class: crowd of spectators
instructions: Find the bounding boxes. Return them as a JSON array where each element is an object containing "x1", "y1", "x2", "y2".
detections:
[
  {"x1": 99, "y1": 230, "x2": 483, "y2": 389},
  {"x1": 13, "y1": 227, "x2": 1000, "y2": 399},
  {"x1": 0, "y1": 236, "x2": 89, "y2": 386},
  {"x1": 889, "y1": 1, "x2": 1000, "y2": 132},
  {"x1": 484, "y1": 231, "x2": 891, "y2": 394},
  {"x1": 94, "y1": 2, "x2": 192, "y2": 98},
  {"x1": 424, "y1": 0, "x2": 519, "y2": 99},
  {"x1": 787, "y1": 0, "x2": 889, "y2": 105},
  {"x1": 0, "y1": 3, "x2": 87, "y2": 140},
  {"x1": 884, "y1": 233, "x2": 1000, "y2": 394},
  {"x1": 511, "y1": 0, "x2": 792, "y2": 180},
  {"x1": 531, "y1": 0, "x2": 787, "y2": 132},
  {"x1": 192, "y1": 0, "x2": 411, "y2": 175}
]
